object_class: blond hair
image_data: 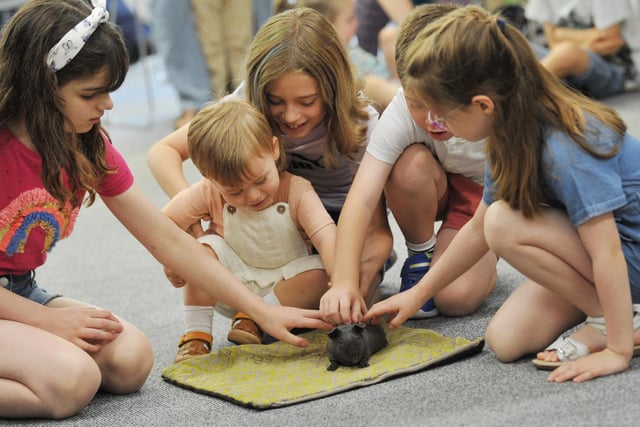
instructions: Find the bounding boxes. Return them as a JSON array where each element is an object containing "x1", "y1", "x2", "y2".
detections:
[
  {"x1": 246, "y1": 7, "x2": 369, "y2": 167},
  {"x1": 395, "y1": 3, "x2": 458, "y2": 84},
  {"x1": 187, "y1": 100, "x2": 287, "y2": 186},
  {"x1": 405, "y1": 5, "x2": 625, "y2": 218}
]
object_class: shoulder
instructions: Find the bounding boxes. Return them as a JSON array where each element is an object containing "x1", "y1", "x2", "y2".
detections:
[
  {"x1": 374, "y1": 91, "x2": 423, "y2": 139},
  {"x1": 286, "y1": 172, "x2": 313, "y2": 192}
]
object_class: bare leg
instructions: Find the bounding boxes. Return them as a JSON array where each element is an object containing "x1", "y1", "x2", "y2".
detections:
[
  {"x1": 47, "y1": 297, "x2": 153, "y2": 394},
  {"x1": 484, "y1": 201, "x2": 598, "y2": 313},
  {"x1": 0, "y1": 320, "x2": 101, "y2": 419},
  {"x1": 274, "y1": 269, "x2": 330, "y2": 309},
  {"x1": 540, "y1": 41, "x2": 590, "y2": 78},
  {"x1": 385, "y1": 143, "x2": 447, "y2": 245},
  {"x1": 482, "y1": 201, "x2": 636, "y2": 364},
  {"x1": 486, "y1": 279, "x2": 585, "y2": 362}
]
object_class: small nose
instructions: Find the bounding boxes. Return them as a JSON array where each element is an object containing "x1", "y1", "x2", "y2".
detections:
[
  {"x1": 245, "y1": 186, "x2": 262, "y2": 205},
  {"x1": 99, "y1": 93, "x2": 114, "y2": 111},
  {"x1": 283, "y1": 104, "x2": 300, "y2": 123}
]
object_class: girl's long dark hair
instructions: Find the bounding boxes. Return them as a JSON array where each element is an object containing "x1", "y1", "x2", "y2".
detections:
[{"x1": 0, "y1": 0, "x2": 129, "y2": 207}]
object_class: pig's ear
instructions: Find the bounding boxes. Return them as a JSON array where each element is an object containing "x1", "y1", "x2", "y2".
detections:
[{"x1": 328, "y1": 328, "x2": 339, "y2": 338}]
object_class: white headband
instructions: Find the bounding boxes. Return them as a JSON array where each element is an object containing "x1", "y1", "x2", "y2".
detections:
[{"x1": 46, "y1": 0, "x2": 110, "y2": 72}]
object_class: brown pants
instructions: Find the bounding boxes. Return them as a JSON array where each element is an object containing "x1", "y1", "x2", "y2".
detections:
[{"x1": 191, "y1": 0, "x2": 252, "y2": 99}]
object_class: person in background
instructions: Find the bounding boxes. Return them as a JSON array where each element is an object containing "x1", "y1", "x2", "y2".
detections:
[
  {"x1": 525, "y1": 0, "x2": 640, "y2": 98},
  {"x1": 150, "y1": 0, "x2": 211, "y2": 128},
  {"x1": 355, "y1": 0, "x2": 472, "y2": 81},
  {"x1": 254, "y1": 0, "x2": 274, "y2": 32},
  {"x1": 191, "y1": 0, "x2": 252, "y2": 99}
]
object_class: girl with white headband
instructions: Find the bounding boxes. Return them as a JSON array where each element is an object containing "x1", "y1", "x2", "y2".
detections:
[{"x1": 0, "y1": 0, "x2": 331, "y2": 418}]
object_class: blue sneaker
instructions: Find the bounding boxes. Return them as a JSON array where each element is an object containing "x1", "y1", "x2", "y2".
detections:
[{"x1": 399, "y1": 251, "x2": 439, "y2": 319}]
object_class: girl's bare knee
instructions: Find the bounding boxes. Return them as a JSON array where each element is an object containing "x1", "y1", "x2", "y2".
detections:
[
  {"x1": 47, "y1": 355, "x2": 102, "y2": 419},
  {"x1": 389, "y1": 146, "x2": 441, "y2": 191},
  {"x1": 484, "y1": 201, "x2": 519, "y2": 252},
  {"x1": 101, "y1": 331, "x2": 153, "y2": 394}
]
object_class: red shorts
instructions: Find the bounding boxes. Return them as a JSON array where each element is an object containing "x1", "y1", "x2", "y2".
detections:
[{"x1": 436, "y1": 173, "x2": 482, "y2": 231}]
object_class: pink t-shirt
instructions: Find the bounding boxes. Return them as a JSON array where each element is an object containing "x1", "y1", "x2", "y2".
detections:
[{"x1": 0, "y1": 128, "x2": 133, "y2": 275}]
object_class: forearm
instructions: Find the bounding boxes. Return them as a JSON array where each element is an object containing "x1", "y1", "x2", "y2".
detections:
[
  {"x1": 147, "y1": 145, "x2": 190, "y2": 198},
  {"x1": 147, "y1": 126, "x2": 191, "y2": 198},
  {"x1": 105, "y1": 187, "x2": 269, "y2": 316},
  {"x1": 311, "y1": 224, "x2": 337, "y2": 278},
  {"x1": 544, "y1": 23, "x2": 597, "y2": 48},
  {"x1": 0, "y1": 287, "x2": 49, "y2": 326},
  {"x1": 377, "y1": 0, "x2": 413, "y2": 23},
  {"x1": 594, "y1": 252, "x2": 634, "y2": 358},
  {"x1": 414, "y1": 214, "x2": 490, "y2": 301},
  {"x1": 332, "y1": 202, "x2": 371, "y2": 287}
]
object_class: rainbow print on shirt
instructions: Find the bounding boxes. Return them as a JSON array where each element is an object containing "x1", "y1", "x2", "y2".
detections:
[{"x1": 0, "y1": 188, "x2": 78, "y2": 256}]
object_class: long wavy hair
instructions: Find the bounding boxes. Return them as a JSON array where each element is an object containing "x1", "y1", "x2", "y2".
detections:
[
  {"x1": 0, "y1": 0, "x2": 129, "y2": 207},
  {"x1": 245, "y1": 7, "x2": 370, "y2": 168},
  {"x1": 404, "y1": 5, "x2": 625, "y2": 218}
]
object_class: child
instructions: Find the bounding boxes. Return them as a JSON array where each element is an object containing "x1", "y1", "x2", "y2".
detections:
[
  {"x1": 365, "y1": 5, "x2": 640, "y2": 383},
  {"x1": 163, "y1": 100, "x2": 336, "y2": 362},
  {"x1": 147, "y1": 8, "x2": 393, "y2": 358},
  {"x1": 322, "y1": 4, "x2": 497, "y2": 325},
  {"x1": 525, "y1": 0, "x2": 640, "y2": 98},
  {"x1": 0, "y1": 0, "x2": 330, "y2": 418},
  {"x1": 274, "y1": 0, "x2": 401, "y2": 111},
  {"x1": 191, "y1": 0, "x2": 252, "y2": 98}
]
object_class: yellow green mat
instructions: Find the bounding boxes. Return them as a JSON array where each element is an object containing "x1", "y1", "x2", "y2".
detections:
[{"x1": 162, "y1": 325, "x2": 484, "y2": 409}]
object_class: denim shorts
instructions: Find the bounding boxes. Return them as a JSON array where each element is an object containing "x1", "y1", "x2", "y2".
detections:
[
  {"x1": 530, "y1": 43, "x2": 625, "y2": 99},
  {"x1": 0, "y1": 271, "x2": 61, "y2": 305}
]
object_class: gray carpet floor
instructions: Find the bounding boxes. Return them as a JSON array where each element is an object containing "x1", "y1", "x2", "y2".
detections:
[{"x1": 5, "y1": 57, "x2": 640, "y2": 426}]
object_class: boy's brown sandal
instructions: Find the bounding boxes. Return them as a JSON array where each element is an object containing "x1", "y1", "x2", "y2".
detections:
[
  {"x1": 227, "y1": 312, "x2": 263, "y2": 345},
  {"x1": 174, "y1": 331, "x2": 213, "y2": 364}
]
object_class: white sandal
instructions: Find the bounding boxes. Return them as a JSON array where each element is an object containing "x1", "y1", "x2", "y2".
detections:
[{"x1": 532, "y1": 304, "x2": 640, "y2": 370}]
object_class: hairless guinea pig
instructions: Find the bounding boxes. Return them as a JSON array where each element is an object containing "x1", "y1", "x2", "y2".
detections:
[{"x1": 326, "y1": 323, "x2": 388, "y2": 371}]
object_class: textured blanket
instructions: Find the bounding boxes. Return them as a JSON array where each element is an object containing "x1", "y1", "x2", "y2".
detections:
[{"x1": 162, "y1": 325, "x2": 484, "y2": 409}]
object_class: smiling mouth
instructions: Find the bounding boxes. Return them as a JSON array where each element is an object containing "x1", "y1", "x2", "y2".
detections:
[{"x1": 283, "y1": 121, "x2": 306, "y2": 130}]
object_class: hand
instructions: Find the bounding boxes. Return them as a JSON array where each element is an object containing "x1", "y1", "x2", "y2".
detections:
[
  {"x1": 320, "y1": 283, "x2": 367, "y2": 325},
  {"x1": 589, "y1": 33, "x2": 625, "y2": 56},
  {"x1": 363, "y1": 286, "x2": 427, "y2": 328},
  {"x1": 164, "y1": 266, "x2": 187, "y2": 288},
  {"x1": 547, "y1": 347, "x2": 631, "y2": 383},
  {"x1": 253, "y1": 305, "x2": 333, "y2": 347},
  {"x1": 43, "y1": 306, "x2": 123, "y2": 353},
  {"x1": 187, "y1": 219, "x2": 211, "y2": 239}
]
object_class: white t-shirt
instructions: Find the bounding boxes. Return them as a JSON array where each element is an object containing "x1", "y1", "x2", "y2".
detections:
[
  {"x1": 526, "y1": 0, "x2": 640, "y2": 75},
  {"x1": 366, "y1": 89, "x2": 486, "y2": 186}
]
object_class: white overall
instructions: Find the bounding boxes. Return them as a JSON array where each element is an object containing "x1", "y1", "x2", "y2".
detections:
[{"x1": 198, "y1": 202, "x2": 324, "y2": 298}]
